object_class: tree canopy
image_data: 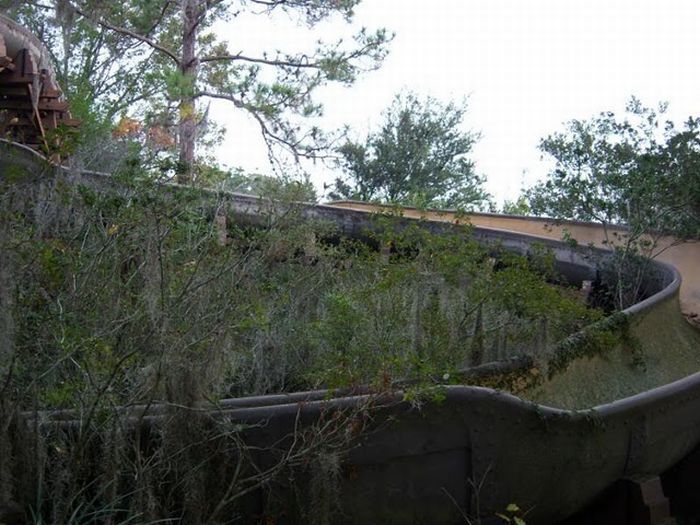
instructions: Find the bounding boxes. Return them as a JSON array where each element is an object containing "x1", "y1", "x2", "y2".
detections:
[
  {"x1": 1, "y1": 0, "x2": 391, "y2": 181},
  {"x1": 329, "y1": 92, "x2": 490, "y2": 210},
  {"x1": 219, "y1": 169, "x2": 317, "y2": 201},
  {"x1": 527, "y1": 97, "x2": 700, "y2": 242}
]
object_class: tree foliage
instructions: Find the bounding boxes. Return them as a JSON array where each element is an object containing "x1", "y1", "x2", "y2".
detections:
[
  {"x1": 2, "y1": 0, "x2": 391, "y2": 181},
  {"x1": 527, "y1": 97, "x2": 700, "y2": 241},
  {"x1": 501, "y1": 195, "x2": 531, "y2": 216},
  {"x1": 330, "y1": 92, "x2": 490, "y2": 210},
  {"x1": 526, "y1": 97, "x2": 700, "y2": 310}
]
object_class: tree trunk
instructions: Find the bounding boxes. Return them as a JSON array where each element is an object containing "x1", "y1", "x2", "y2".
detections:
[{"x1": 177, "y1": 0, "x2": 199, "y2": 184}]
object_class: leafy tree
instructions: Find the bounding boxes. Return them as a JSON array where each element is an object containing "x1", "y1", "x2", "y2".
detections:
[
  {"x1": 330, "y1": 92, "x2": 490, "y2": 210},
  {"x1": 202, "y1": 166, "x2": 318, "y2": 201},
  {"x1": 527, "y1": 97, "x2": 700, "y2": 243},
  {"x1": 526, "y1": 97, "x2": 700, "y2": 309},
  {"x1": 656, "y1": 121, "x2": 700, "y2": 239},
  {"x1": 501, "y1": 195, "x2": 531, "y2": 216},
  {"x1": 6, "y1": 0, "x2": 391, "y2": 182}
]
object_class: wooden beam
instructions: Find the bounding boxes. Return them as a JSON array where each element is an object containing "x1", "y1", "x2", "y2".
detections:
[
  {"x1": 0, "y1": 86, "x2": 60, "y2": 98},
  {"x1": 0, "y1": 100, "x2": 70, "y2": 112},
  {"x1": 0, "y1": 33, "x2": 6, "y2": 72},
  {"x1": 0, "y1": 56, "x2": 14, "y2": 71},
  {"x1": 27, "y1": 83, "x2": 48, "y2": 150},
  {"x1": 0, "y1": 49, "x2": 36, "y2": 84},
  {"x1": 9, "y1": 115, "x2": 80, "y2": 129}
]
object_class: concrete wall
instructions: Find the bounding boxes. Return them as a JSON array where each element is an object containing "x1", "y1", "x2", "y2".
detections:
[{"x1": 204, "y1": 370, "x2": 700, "y2": 523}]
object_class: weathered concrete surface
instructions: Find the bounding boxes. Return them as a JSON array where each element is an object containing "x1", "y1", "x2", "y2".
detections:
[
  {"x1": 327, "y1": 201, "x2": 700, "y2": 319},
  {"x1": 529, "y1": 288, "x2": 700, "y2": 409}
]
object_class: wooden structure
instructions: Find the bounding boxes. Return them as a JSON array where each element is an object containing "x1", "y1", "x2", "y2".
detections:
[{"x1": 0, "y1": 14, "x2": 78, "y2": 154}]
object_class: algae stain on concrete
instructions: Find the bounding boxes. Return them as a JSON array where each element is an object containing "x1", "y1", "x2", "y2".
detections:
[{"x1": 524, "y1": 297, "x2": 700, "y2": 410}]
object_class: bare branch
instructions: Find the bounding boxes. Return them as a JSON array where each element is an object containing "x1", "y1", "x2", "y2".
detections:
[
  {"x1": 196, "y1": 90, "x2": 334, "y2": 161},
  {"x1": 200, "y1": 41, "x2": 380, "y2": 71},
  {"x1": 145, "y1": 0, "x2": 174, "y2": 37},
  {"x1": 200, "y1": 52, "x2": 319, "y2": 68}
]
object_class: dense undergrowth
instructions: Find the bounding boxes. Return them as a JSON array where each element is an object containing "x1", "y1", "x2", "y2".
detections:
[
  {"x1": 1, "y1": 164, "x2": 602, "y2": 410},
  {"x1": 0, "y1": 160, "x2": 604, "y2": 523}
]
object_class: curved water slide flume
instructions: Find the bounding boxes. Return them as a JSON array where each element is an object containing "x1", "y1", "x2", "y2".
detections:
[
  {"x1": 0, "y1": 14, "x2": 78, "y2": 154},
  {"x1": 4, "y1": 145, "x2": 695, "y2": 522},
  {"x1": 318, "y1": 201, "x2": 700, "y2": 522},
  {"x1": 328, "y1": 201, "x2": 700, "y2": 321}
]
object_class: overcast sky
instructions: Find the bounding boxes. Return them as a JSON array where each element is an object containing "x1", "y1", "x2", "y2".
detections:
[{"x1": 213, "y1": 0, "x2": 700, "y2": 205}]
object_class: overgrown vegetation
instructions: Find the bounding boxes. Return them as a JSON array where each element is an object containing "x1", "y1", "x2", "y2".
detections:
[
  {"x1": 0, "y1": 156, "x2": 603, "y2": 522},
  {"x1": 2, "y1": 165, "x2": 599, "y2": 409},
  {"x1": 0, "y1": 3, "x2": 694, "y2": 520}
]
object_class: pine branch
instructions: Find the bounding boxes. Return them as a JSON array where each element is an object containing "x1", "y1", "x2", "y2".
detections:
[
  {"x1": 69, "y1": 2, "x2": 180, "y2": 66},
  {"x1": 199, "y1": 53, "x2": 319, "y2": 68},
  {"x1": 196, "y1": 90, "x2": 333, "y2": 160}
]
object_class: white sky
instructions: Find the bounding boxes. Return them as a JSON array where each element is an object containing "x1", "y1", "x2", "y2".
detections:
[{"x1": 213, "y1": 0, "x2": 700, "y2": 205}]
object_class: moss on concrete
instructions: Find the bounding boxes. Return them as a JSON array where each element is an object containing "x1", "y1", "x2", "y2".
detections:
[{"x1": 524, "y1": 297, "x2": 700, "y2": 409}]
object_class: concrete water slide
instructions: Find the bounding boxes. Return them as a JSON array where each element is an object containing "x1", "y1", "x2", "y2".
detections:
[
  {"x1": 2, "y1": 140, "x2": 698, "y2": 523},
  {"x1": 320, "y1": 201, "x2": 700, "y2": 522},
  {"x1": 0, "y1": 14, "x2": 78, "y2": 153}
]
